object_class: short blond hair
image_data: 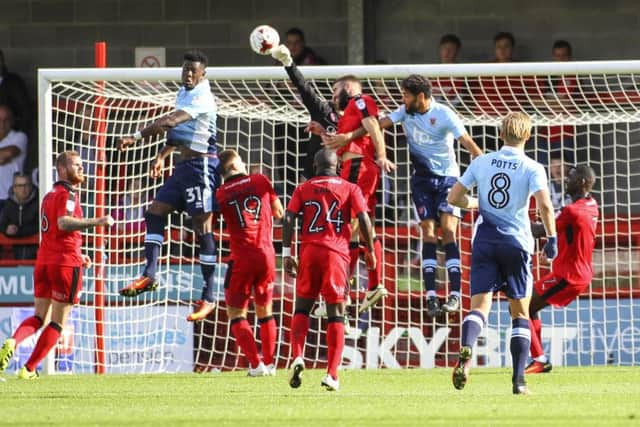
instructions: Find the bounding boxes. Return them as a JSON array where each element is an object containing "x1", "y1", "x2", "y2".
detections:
[
  {"x1": 55, "y1": 150, "x2": 80, "y2": 170},
  {"x1": 501, "y1": 112, "x2": 532, "y2": 145}
]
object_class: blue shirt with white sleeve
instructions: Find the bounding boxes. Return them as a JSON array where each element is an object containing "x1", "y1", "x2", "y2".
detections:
[
  {"x1": 387, "y1": 100, "x2": 467, "y2": 177},
  {"x1": 168, "y1": 79, "x2": 217, "y2": 154},
  {"x1": 458, "y1": 146, "x2": 548, "y2": 253}
]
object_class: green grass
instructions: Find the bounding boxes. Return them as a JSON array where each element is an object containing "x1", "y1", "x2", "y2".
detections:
[{"x1": 1, "y1": 367, "x2": 638, "y2": 426}]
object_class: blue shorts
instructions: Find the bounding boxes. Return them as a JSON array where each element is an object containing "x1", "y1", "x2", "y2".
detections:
[
  {"x1": 410, "y1": 174, "x2": 461, "y2": 222},
  {"x1": 155, "y1": 156, "x2": 220, "y2": 215},
  {"x1": 470, "y1": 240, "x2": 533, "y2": 299}
]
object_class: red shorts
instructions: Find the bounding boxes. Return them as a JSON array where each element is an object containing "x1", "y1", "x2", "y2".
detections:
[
  {"x1": 534, "y1": 273, "x2": 589, "y2": 307},
  {"x1": 296, "y1": 245, "x2": 349, "y2": 304},
  {"x1": 224, "y1": 252, "x2": 275, "y2": 309},
  {"x1": 34, "y1": 264, "x2": 83, "y2": 304},
  {"x1": 341, "y1": 156, "x2": 380, "y2": 214}
]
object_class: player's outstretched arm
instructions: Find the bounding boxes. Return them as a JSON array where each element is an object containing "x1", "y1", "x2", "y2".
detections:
[
  {"x1": 118, "y1": 110, "x2": 193, "y2": 151},
  {"x1": 362, "y1": 116, "x2": 396, "y2": 173},
  {"x1": 533, "y1": 188, "x2": 558, "y2": 259},
  {"x1": 272, "y1": 45, "x2": 332, "y2": 120},
  {"x1": 322, "y1": 117, "x2": 394, "y2": 151},
  {"x1": 281, "y1": 210, "x2": 298, "y2": 276},
  {"x1": 357, "y1": 212, "x2": 376, "y2": 271},
  {"x1": 458, "y1": 133, "x2": 483, "y2": 159},
  {"x1": 58, "y1": 214, "x2": 115, "y2": 232},
  {"x1": 447, "y1": 182, "x2": 478, "y2": 209}
]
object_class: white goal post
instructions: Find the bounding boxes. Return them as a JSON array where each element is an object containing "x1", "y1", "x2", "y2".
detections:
[{"x1": 37, "y1": 61, "x2": 640, "y2": 374}]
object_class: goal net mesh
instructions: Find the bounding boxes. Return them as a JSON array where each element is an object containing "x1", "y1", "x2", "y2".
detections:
[{"x1": 41, "y1": 64, "x2": 639, "y2": 373}]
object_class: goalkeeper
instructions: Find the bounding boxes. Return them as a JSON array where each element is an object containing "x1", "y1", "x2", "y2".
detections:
[{"x1": 117, "y1": 50, "x2": 221, "y2": 322}]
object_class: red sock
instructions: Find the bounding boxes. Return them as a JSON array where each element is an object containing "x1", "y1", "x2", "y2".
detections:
[
  {"x1": 12, "y1": 316, "x2": 43, "y2": 346},
  {"x1": 291, "y1": 312, "x2": 309, "y2": 359},
  {"x1": 348, "y1": 243, "x2": 360, "y2": 277},
  {"x1": 230, "y1": 318, "x2": 260, "y2": 369},
  {"x1": 24, "y1": 322, "x2": 61, "y2": 372},
  {"x1": 259, "y1": 316, "x2": 277, "y2": 366},
  {"x1": 367, "y1": 238, "x2": 383, "y2": 291},
  {"x1": 529, "y1": 318, "x2": 544, "y2": 359},
  {"x1": 326, "y1": 317, "x2": 345, "y2": 380}
]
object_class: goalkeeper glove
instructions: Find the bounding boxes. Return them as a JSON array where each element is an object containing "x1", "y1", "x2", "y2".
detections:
[
  {"x1": 271, "y1": 45, "x2": 293, "y2": 67},
  {"x1": 543, "y1": 236, "x2": 558, "y2": 260}
]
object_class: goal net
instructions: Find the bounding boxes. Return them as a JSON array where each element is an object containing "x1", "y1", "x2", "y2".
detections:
[{"x1": 37, "y1": 62, "x2": 640, "y2": 374}]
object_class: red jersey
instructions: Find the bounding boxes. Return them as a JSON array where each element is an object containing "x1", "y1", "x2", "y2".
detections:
[
  {"x1": 552, "y1": 196, "x2": 599, "y2": 284},
  {"x1": 37, "y1": 181, "x2": 83, "y2": 267},
  {"x1": 216, "y1": 174, "x2": 277, "y2": 257},
  {"x1": 287, "y1": 175, "x2": 367, "y2": 258},
  {"x1": 336, "y1": 94, "x2": 378, "y2": 160}
]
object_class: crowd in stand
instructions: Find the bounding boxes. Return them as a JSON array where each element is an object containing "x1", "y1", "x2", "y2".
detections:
[{"x1": 0, "y1": 30, "x2": 592, "y2": 261}]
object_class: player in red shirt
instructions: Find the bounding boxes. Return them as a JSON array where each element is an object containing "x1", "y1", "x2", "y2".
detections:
[
  {"x1": 0, "y1": 151, "x2": 114, "y2": 379},
  {"x1": 282, "y1": 148, "x2": 376, "y2": 391},
  {"x1": 308, "y1": 75, "x2": 395, "y2": 313},
  {"x1": 214, "y1": 150, "x2": 283, "y2": 376},
  {"x1": 525, "y1": 165, "x2": 599, "y2": 374}
]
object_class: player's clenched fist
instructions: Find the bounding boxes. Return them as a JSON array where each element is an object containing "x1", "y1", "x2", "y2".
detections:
[
  {"x1": 82, "y1": 254, "x2": 93, "y2": 269},
  {"x1": 98, "y1": 215, "x2": 115, "y2": 227},
  {"x1": 364, "y1": 251, "x2": 377, "y2": 271},
  {"x1": 150, "y1": 157, "x2": 164, "y2": 179},
  {"x1": 117, "y1": 137, "x2": 136, "y2": 151},
  {"x1": 283, "y1": 256, "x2": 298, "y2": 277}
]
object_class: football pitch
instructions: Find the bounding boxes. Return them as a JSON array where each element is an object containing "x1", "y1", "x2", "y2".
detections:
[{"x1": 1, "y1": 367, "x2": 638, "y2": 426}]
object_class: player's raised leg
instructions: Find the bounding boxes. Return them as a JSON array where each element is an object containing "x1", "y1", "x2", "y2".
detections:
[
  {"x1": 439, "y1": 211, "x2": 462, "y2": 313},
  {"x1": 119, "y1": 200, "x2": 171, "y2": 297},
  {"x1": 418, "y1": 218, "x2": 440, "y2": 317},
  {"x1": 187, "y1": 211, "x2": 218, "y2": 321},
  {"x1": 0, "y1": 296, "x2": 50, "y2": 373},
  {"x1": 526, "y1": 284, "x2": 553, "y2": 374},
  {"x1": 453, "y1": 292, "x2": 491, "y2": 390}
]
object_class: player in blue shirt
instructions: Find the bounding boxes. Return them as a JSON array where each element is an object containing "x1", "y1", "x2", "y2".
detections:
[
  {"x1": 325, "y1": 74, "x2": 482, "y2": 316},
  {"x1": 447, "y1": 112, "x2": 557, "y2": 395},
  {"x1": 117, "y1": 51, "x2": 221, "y2": 322}
]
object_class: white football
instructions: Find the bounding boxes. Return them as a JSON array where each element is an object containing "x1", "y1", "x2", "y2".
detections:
[{"x1": 250, "y1": 25, "x2": 280, "y2": 55}]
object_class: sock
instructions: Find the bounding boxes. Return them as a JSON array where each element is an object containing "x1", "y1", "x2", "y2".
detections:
[
  {"x1": 461, "y1": 310, "x2": 485, "y2": 348},
  {"x1": 348, "y1": 242, "x2": 360, "y2": 277},
  {"x1": 198, "y1": 233, "x2": 217, "y2": 302},
  {"x1": 291, "y1": 311, "x2": 310, "y2": 359},
  {"x1": 24, "y1": 322, "x2": 62, "y2": 372},
  {"x1": 12, "y1": 315, "x2": 43, "y2": 346},
  {"x1": 422, "y1": 242, "x2": 437, "y2": 294},
  {"x1": 230, "y1": 317, "x2": 261, "y2": 369},
  {"x1": 326, "y1": 317, "x2": 345, "y2": 380},
  {"x1": 367, "y1": 238, "x2": 383, "y2": 291},
  {"x1": 258, "y1": 316, "x2": 277, "y2": 366},
  {"x1": 357, "y1": 310, "x2": 370, "y2": 332},
  {"x1": 444, "y1": 242, "x2": 461, "y2": 294},
  {"x1": 511, "y1": 318, "x2": 531, "y2": 383},
  {"x1": 529, "y1": 318, "x2": 545, "y2": 360},
  {"x1": 142, "y1": 212, "x2": 166, "y2": 279}
]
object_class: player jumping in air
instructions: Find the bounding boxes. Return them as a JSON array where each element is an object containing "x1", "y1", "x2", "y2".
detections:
[
  {"x1": 117, "y1": 51, "x2": 222, "y2": 322},
  {"x1": 283, "y1": 148, "x2": 376, "y2": 391},
  {"x1": 215, "y1": 150, "x2": 283, "y2": 377},
  {"x1": 327, "y1": 74, "x2": 483, "y2": 316},
  {"x1": 0, "y1": 152, "x2": 114, "y2": 378},
  {"x1": 525, "y1": 165, "x2": 599, "y2": 374},
  {"x1": 447, "y1": 112, "x2": 557, "y2": 394}
]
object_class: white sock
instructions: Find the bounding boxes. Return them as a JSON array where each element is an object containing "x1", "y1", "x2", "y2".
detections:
[
  {"x1": 534, "y1": 355, "x2": 548, "y2": 363},
  {"x1": 426, "y1": 290, "x2": 436, "y2": 298},
  {"x1": 449, "y1": 291, "x2": 461, "y2": 298}
]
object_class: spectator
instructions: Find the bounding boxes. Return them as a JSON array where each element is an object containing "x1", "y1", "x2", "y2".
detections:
[
  {"x1": 0, "y1": 105, "x2": 28, "y2": 210},
  {"x1": 537, "y1": 40, "x2": 577, "y2": 165},
  {"x1": 0, "y1": 172, "x2": 39, "y2": 259},
  {"x1": 548, "y1": 152, "x2": 572, "y2": 211},
  {"x1": 113, "y1": 178, "x2": 147, "y2": 235},
  {"x1": 439, "y1": 34, "x2": 461, "y2": 64},
  {"x1": 284, "y1": 28, "x2": 326, "y2": 65},
  {"x1": 494, "y1": 32, "x2": 515, "y2": 62},
  {"x1": 0, "y1": 50, "x2": 31, "y2": 132},
  {"x1": 433, "y1": 34, "x2": 464, "y2": 107}
]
